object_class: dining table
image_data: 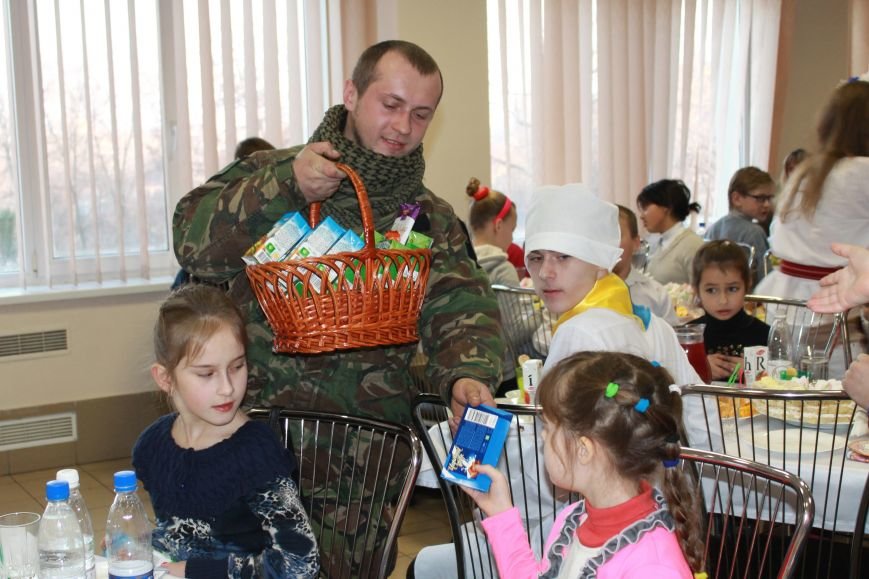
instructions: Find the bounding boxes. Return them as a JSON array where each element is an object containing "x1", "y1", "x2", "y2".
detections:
[{"x1": 686, "y1": 383, "x2": 869, "y2": 534}]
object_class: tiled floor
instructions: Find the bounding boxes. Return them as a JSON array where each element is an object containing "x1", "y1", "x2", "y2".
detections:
[
  {"x1": 0, "y1": 457, "x2": 151, "y2": 550},
  {"x1": 0, "y1": 459, "x2": 452, "y2": 578}
]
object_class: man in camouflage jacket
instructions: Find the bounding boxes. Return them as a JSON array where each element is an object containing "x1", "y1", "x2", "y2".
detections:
[{"x1": 173, "y1": 40, "x2": 504, "y2": 427}]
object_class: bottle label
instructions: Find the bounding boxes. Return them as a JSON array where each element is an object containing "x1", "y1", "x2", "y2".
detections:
[{"x1": 109, "y1": 560, "x2": 154, "y2": 579}]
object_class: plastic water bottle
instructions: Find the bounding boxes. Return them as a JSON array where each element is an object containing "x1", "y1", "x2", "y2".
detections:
[
  {"x1": 56, "y1": 469, "x2": 95, "y2": 579},
  {"x1": 767, "y1": 310, "x2": 793, "y2": 380},
  {"x1": 38, "y1": 480, "x2": 86, "y2": 578},
  {"x1": 105, "y1": 471, "x2": 154, "y2": 579}
]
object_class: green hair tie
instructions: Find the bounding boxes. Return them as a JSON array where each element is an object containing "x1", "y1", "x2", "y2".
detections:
[{"x1": 605, "y1": 382, "x2": 620, "y2": 398}]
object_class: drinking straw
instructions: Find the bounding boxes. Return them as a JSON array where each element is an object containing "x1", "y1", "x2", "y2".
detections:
[{"x1": 727, "y1": 363, "x2": 741, "y2": 385}]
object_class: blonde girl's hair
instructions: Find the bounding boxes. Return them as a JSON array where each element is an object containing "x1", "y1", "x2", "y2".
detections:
[
  {"x1": 465, "y1": 177, "x2": 515, "y2": 231},
  {"x1": 537, "y1": 351, "x2": 705, "y2": 573},
  {"x1": 153, "y1": 284, "x2": 247, "y2": 374},
  {"x1": 779, "y1": 80, "x2": 869, "y2": 222}
]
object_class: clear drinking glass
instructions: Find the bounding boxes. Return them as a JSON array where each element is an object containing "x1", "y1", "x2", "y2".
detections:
[
  {"x1": 800, "y1": 354, "x2": 829, "y2": 381},
  {"x1": 0, "y1": 512, "x2": 40, "y2": 579},
  {"x1": 674, "y1": 325, "x2": 711, "y2": 383}
]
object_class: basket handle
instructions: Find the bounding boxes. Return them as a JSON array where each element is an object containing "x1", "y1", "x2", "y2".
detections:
[{"x1": 308, "y1": 163, "x2": 376, "y2": 248}]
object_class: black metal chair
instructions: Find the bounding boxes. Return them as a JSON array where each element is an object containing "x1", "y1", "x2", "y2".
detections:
[
  {"x1": 411, "y1": 393, "x2": 575, "y2": 578},
  {"x1": 633, "y1": 238, "x2": 651, "y2": 272},
  {"x1": 248, "y1": 406, "x2": 422, "y2": 579},
  {"x1": 490, "y1": 283, "x2": 554, "y2": 361}
]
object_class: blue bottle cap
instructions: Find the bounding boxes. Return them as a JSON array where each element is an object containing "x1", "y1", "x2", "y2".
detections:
[
  {"x1": 113, "y1": 470, "x2": 138, "y2": 493},
  {"x1": 46, "y1": 479, "x2": 70, "y2": 501}
]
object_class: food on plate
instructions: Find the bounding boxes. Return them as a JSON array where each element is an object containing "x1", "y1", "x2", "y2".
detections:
[
  {"x1": 749, "y1": 376, "x2": 855, "y2": 425},
  {"x1": 717, "y1": 397, "x2": 754, "y2": 419}
]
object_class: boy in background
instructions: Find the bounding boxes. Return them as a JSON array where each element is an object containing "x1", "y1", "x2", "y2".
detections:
[
  {"x1": 705, "y1": 166, "x2": 774, "y2": 287},
  {"x1": 615, "y1": 205, "x2": 679, "y2": 325}
]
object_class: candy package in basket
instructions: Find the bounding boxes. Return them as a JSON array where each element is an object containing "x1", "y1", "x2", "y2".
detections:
[{"x1": 244, "y1": 163, "x2": 433, "y2": 354}]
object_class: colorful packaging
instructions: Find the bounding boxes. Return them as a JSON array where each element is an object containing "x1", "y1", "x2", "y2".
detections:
[
  {"x1": 521, "y1": 358, "x2": 543, "y2": 403},
  {"x1": 243, "y1": 212, "x2": 311, "y2": 265},
  {"x1": 388, "y1": 203, "x2": 422, "y2": 244},
  {"x1": 289, "y1": 216, "x2": 345, "y2": 260},
  {"x1": 327, "y1": 229, "x2": 365, "y2": 289},
  {"x1": 441, "y1": 404, "x2": 513, "y2": 492},
  {"x1": 289, "y1": 217, "x2": 346, "y2": 294},
  {"x1": 742, "y1": 346, "x2": 767, "y2": 385},
  {"x1": 405, "y1": 230, "x2": 433, "y2": 249}
]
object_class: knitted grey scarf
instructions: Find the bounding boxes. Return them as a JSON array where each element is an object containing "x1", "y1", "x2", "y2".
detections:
[{"x1": 309, "y1": 105, "x2": 427, "y2": 232}]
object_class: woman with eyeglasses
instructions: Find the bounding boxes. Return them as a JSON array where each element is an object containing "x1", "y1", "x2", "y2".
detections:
[
  {"x1": 636, "y1": 179, "x2": 704, "y2": 285},
  {"x1": 756, "y1": 79, "x2": 869, "y2": 304},
  {"x1": 705, "y1": 166, "x2": 775, "y2": 288}
]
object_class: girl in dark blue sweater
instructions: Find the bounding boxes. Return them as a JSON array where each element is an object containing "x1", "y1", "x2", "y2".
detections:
[{"x1": 133, "y1": 284, "x2": 318, "y2": 578}]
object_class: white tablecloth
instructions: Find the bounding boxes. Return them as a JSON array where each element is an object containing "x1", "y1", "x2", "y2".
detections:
[{"x1": 712, "y1": 415, "x2": 869, "y2": 533}]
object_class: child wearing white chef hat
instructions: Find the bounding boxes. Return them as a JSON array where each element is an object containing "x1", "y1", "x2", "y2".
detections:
[{"x1": 523, "y1": 183, "x2": 701, "y2": 391}]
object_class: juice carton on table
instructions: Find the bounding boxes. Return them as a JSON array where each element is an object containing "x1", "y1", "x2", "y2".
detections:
[
  {"x1": 742, "y1": 346, "x2": 767, "y2": 385},
  {"x1": 521, "y1": 358, "x2": 543, "y2": 404}
]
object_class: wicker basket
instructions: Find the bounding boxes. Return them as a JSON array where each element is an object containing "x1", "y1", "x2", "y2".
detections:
[{"x1": 245, "y1": 163, "x2": 432, "y2": 354}]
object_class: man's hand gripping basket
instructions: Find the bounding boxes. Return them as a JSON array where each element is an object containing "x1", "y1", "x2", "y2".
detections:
[{"x1": 245, "y1": 163, "x2": 432, "y2": 354}]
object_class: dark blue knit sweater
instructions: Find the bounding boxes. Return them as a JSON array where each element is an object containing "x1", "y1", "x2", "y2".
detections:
[{"x1": 132, "y1": 414, "x2": 319, "y2": 578}]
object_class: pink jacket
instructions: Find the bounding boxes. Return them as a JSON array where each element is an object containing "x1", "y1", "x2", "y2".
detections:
[{"x1": 480, "y1": 493, "x2": 693, "y2": 578}]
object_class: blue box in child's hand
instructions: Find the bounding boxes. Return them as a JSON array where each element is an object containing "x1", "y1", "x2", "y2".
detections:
[{"x1": 440, "y1": 404, "x2": 513, "y2": 492}]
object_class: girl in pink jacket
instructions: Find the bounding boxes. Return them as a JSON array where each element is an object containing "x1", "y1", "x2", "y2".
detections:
[{"x1": 463, "y1": 352, "x2": 706, "y2": 578}]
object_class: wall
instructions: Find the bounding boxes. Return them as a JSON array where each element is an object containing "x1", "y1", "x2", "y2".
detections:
[
  {"x1": 396, "y1": 0, "x2": 491, "y2": 214},
  {"x1": 0, "y1": 290, "x2": 169, "y2": 474},
  {"x1": 774, "y1": 0, "x2": 851, "y2": 167}
]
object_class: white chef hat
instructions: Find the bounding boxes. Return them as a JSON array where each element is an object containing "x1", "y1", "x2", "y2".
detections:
[{"x1": 524, "y1": 183, "x2": 623, "y2": 271}]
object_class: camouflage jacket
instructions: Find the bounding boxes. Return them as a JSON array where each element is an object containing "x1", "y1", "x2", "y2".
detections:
[{"x1": 173, "y1": 105, "x2": 504, "y2": 424}]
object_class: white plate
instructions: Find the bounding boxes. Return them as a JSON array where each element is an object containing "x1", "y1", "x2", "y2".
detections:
[
  {"x1": 748, "y1": 428, "x2": 847, "y2": 454},
  {"x1": 497, "y1": 389, "x2": 533, "y2": 405},
  {"x1": 751, "y1": 399, "x2": 855, "y2": 431}
]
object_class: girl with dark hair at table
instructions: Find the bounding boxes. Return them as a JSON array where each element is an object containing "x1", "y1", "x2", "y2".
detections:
[{"x1": 688, "y1": 241, "x2": 770, "y2": 381}]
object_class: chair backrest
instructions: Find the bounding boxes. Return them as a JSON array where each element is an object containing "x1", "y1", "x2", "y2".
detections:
[
  {"x1": 411, "y1": 393, "x2": 576, "y2": 578},
  {"x1": 680, "y1": 384, "x2": 866, "y2": 578},
  {"x1": 734, "y1": 241, "x2": 757, "y2": 272},
  {"x1": 491, "y1": 284, "x2": 555, "y2": 361},
  {"x1": 248, "y1": 406, "x2": 422, "y2": 579},
  {"x1": 680, "y1": 446, "x2": 814, "y2": 579},
  {"x1": 763, "y1": 248, "x2": 775, "y2": 278},
  {"x1": 633, "y1": 238, "x2": 651, "y2": 272},
  {"x1": 744, "y1": 293, "x2": 853, "y2": 371}
]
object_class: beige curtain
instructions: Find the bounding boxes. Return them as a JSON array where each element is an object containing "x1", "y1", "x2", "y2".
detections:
[
  {"x1": 488, "y1": 0, "x2": 782, "y2": 232},
  {"x1": 167, "y1": 0, "x2": 370, "y2": 190}
]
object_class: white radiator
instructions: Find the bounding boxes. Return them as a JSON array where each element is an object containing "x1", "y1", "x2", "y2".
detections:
[{"x1": 0, "y1": 412, "x2": 77, "y2": 451}]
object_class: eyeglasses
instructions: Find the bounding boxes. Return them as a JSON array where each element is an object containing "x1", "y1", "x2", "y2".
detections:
[{"x1": 745, "y1": 193, "x2": 774, "y2": 203}]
